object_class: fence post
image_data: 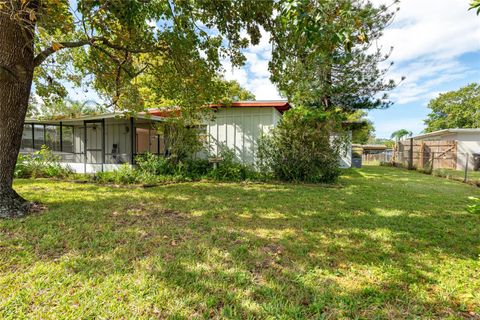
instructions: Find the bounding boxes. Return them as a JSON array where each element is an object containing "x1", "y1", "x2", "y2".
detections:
[
  {"x1": 408, "y1": 138, "x2": 414, "y2": 170},
  {"x1": 464, "y1": 154, "x2": 469, "y2": 183},
  {"x1": 430, "y1": 152, "x2": 435, "y2": 172}
]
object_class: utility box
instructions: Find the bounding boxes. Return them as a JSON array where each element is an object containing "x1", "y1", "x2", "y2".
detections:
[
  {"x1": 351, "y1": 157, "x2": 362, "y2": 168},
  {"x1": 473, "y1": 153, "x2": 480, "y2": 171}
]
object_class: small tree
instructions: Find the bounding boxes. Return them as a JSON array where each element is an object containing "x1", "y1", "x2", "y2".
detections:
[
  {"x1": 258, "y1": 107, "x2": 348, "y2": 183},
  {"x1": 390, "y1": 129, "x2": 412, "y2": 142}
]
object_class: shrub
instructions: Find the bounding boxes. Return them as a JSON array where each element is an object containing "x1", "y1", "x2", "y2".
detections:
[
  {"x1": 136, "y1": 153, "x2": 170, "y2": 175},
  {"x1": 208, "y1": 148, "x2": 258, "y2": 181},
  {"x1": 14, "y1": 154, "x2": 32, "y2": 178},
  {"x1": 159, "y1": 118, "x2": 205, "y2": 164},
  {"x1": 257, "y1": 107, "x2": 347, "y2": 183},
  {"x1": 135, "y1": 153, "x2": 211, "y2": 179},
  {"x1": 14, "y1": 146, "x2": 72, "y2": 179}
]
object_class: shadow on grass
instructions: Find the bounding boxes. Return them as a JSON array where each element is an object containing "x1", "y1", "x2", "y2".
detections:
[{"x1": 2, "y1": 167, "x2": 480, "y2": 318}]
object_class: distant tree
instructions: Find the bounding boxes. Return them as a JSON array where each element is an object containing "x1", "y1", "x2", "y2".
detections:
[
  {"x1": 222, "y1": 80, "x2": 255, "y2": 101},
  {"x1": 424, "y1": 83, "x2": 480, "y2": 132},
  {"x1": 347, "y1": 110, "x2": 375, "y2": 144},
  {"x1": 367, "y1": 137, "x2": 395, "y2": 148},
  {"x1": 30, "y1": 99, "x2": 107, "y2": 120},
  {"x1": 390, "y1": 129, "x2": 412, "y2": 141}
]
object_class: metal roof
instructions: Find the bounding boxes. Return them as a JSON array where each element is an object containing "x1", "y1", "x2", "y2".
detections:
[
  {"x1": 25, "y1": 112, "x2": 165, "y2": 124},
  {"x1": 413, "y1": 128, "x2": 480, "y2": 140}
]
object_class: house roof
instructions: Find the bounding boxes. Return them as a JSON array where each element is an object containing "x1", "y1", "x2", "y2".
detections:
[
  {"x1": 148, "y1": 100, "x2": 291, "y2": 117},
  {"x1": 25, "y1": 112, "x2": 165, "y2": 125},
  {"x1": 413, "y1": 128, "x2": 480, "y2": 140},
  {"x1": 211, "y1": 100, "x2": 291, "y2": 113}
]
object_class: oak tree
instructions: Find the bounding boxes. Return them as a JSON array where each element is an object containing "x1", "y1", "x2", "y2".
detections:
[{"x1": 0, "y1": 0, "x2": 272, "y2": 217}]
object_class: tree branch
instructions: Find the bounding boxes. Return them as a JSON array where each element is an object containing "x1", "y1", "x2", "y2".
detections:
[
  {"x1": 33, "y1": 39, "x2": 91, "y2": 67},
  {"x1": 34, "y1": 37, "x2": 168, "y2": 67}
]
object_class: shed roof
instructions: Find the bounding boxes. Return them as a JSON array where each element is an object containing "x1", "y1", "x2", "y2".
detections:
[
  {"x1": 413, "y1": 128, "x2": 480, "y2": 140},
  {"x1": 352, "y1": 144, "x2": 388, "y2": 150}
]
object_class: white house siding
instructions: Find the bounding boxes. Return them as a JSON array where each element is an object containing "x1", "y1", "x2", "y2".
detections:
[
  {"x1": 206, "y1": 107, "x2": 280, "y2": 164},
  {"x1": 456, "y1": 133, "x2": 480, "y2": 170},
  {"x1": 205, "y1": 107, "x2": 353, "y2": 168},
  {"x1": 414, "y1": 132, "x2": 480, "y2": 170},
  {"x1": 338, "y1": 131, "x2": 352, "y2": 168}
]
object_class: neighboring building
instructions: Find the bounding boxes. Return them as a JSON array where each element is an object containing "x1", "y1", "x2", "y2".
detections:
[
  {"x1": 19, "y1": 101, "x2": 353, "y2": 173},
  {"x1": 352, "y1": 144, "x2": 388, "y2": 155},
  {"x1": 412, "y1": 129, "x2": 480, "y2": 170}
]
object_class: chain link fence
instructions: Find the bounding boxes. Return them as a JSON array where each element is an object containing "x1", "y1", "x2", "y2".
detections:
[{"x1": 390, "y1": 151, "x2": 480, "y2": 186}]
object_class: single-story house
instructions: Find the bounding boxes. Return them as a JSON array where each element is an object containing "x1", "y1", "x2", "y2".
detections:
[
  {"x1": 19, "y1": 101, "x2": 353, "y2": 173},
  {"x1": 412, "y1": 129, "x2": 480, "y2": 171}
]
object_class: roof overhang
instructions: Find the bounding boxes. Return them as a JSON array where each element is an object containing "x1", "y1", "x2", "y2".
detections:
[
  {"x1": 209, "y1": 100, "x2": 291, "y2": 113},
  {"x1": 25, "y1": 112, "x2": 165, "y2": 126},
  {"x1": 413, "y1": 128, "x2": 480, "y2": 140}
]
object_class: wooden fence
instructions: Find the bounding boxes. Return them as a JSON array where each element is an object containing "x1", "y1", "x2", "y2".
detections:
[{"x1": 394, "y1": 140, "x2": 457, "y2": 170}]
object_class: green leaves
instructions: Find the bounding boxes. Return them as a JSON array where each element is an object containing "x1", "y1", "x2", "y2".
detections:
[
  {"x1": 424, "y1": 83, "x2": 480, "y2": 132},
  {"x1": 28, "y1": 0, "x2": 274, "y2": 114},
  {"x1": 469, "y1": 0, "x2": 480, "y2": 15},
  {"x1": 268, "y1": 0, "x2": 399, "y2": 111}
]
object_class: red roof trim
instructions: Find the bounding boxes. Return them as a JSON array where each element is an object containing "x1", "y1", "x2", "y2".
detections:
[{"x1": 209, "y1": 101, "x2": 291, "y2": 113}]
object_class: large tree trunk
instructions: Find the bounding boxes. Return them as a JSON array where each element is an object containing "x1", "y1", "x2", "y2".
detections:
[{"x1": 0, "y1": 14, "x2": 35, "y2": 218}]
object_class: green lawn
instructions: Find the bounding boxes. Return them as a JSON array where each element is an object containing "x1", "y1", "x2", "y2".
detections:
[
  {"x1": 1, "y1": 166, "x2": 480, "y2": 319},
  {"x1": 433, "y1": 168, "x2": 480, "y2": 185}
]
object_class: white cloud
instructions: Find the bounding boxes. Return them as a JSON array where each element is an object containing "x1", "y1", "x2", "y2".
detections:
[
  {"x1": 222, "y1": 28, "x2": 281, "y2": 100},
  {"x1": 372, "y1": 0, "x2": 480, "y2": 105},
  {"x1": 375, "y1": 0, "x2": 480, "y2": 63}
]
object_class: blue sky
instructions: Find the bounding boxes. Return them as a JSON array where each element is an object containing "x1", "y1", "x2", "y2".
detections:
[
  {"x1": 223, "y1": 0, "x2": 480, "y2": 138},
  {"x1": 65, "y1": 0, "x2": 480, "y2": 139}
]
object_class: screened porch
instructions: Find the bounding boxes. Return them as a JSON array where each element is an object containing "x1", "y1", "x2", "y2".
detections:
[{"x1": 20, "y1": 113, "x2": 166, "y2": 173}]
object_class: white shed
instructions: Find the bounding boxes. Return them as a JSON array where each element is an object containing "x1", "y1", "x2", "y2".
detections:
[{"x1": 413, "y1": 129, "x2": 480, "y2": 170}]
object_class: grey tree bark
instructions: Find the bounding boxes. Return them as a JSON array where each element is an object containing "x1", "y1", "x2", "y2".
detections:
[{"x1": 0, "y1": 13, "x2": 36, "y2": 218}]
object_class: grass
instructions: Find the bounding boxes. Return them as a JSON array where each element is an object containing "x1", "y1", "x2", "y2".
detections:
[
  {"x1": 1, "y1": 166, "x2": 480, "y2": 319},
  {"x1": 433, "y1": 168, "x2": 480, "y2": 184}
]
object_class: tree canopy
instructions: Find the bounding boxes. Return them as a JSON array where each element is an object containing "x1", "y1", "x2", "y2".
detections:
[
  {"x1": 424, "y1": 83, "x2": 480, "y2": 132},
  {"x1": 347, "y1": 110, "x2": 375, "y2": 144},
  {"x1": 6, "y1": 0, "x2": 272, "y2": 113},
  {"x1": 268, "y1": 0, "x2": 400, "y2": 112}
]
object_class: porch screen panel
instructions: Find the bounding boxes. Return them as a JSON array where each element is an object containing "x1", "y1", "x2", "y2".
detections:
[
  {"x1": 33, "y1": 124, "x2": 45, "y2": 149},
  {"x1": 62, "y1": 126, "x2": 74, "y2": 153},
  {"x1": 21, "y1": 125, "x2": 33, "y2": 150},
  {"x1": 45, "y1": 125, "x2": 61, "y2": 151}
]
